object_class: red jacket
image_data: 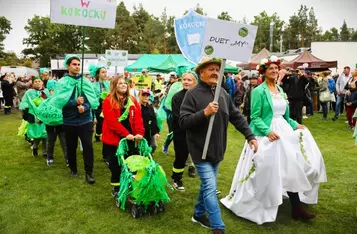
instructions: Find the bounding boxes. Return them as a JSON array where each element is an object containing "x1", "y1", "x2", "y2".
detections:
[{"x1": 102, "y1": 94, "x2": 145, "y2": 146}]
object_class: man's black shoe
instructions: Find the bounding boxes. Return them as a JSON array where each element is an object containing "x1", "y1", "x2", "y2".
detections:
[
  {"x1": 191, "y1": 215, "x2": 211, "y2": 229},
  {"x1": 86, "y1": 173, "x2": 95, "y2": 184},
  {"x1": 71, "y1": 171, "x2": 78, "y2": 177}
]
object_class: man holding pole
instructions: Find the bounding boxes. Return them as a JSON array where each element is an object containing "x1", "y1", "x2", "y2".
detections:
[
  {"x1": 179, "y1": 57, "x2": 258, "y2": 234},
  {"x1": 45, "y1": 55, "x2": 99, "y2": 184}
]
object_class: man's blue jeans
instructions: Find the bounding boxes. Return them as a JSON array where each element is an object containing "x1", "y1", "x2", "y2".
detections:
[
  {"x1": 194, "y1": 162, "x2": 225, "y2": 231},
  {"x1": 335, "y1": 95, "x2": 344, "y2": 117}
]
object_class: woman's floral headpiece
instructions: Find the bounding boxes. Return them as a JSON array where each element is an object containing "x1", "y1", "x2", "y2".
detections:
[{"x1": 256, "y1": 55, "x2": 281, "y2": 74}]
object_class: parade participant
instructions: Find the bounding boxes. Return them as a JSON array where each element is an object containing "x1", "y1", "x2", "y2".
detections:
[
  {"x1": 162, "y1": 72, "x2": 180, "y2": 155},
  {"x1": 154, "y1": 74, "x2": 163, "y2": 94},
  {"x1": 344, "y1": 70, "x2": 357, "y2": 130},
  {"x1": 171, "y1": 72, "x2": 197, "y2": 191},
  {"x1": 1, "y1": 73, "x2": 15, "y2": 115},
  {"x1": 221, "y1": 56, "x2": 327, "y2": 225},
  {"x1": 44, "y1": 79, "x2": 68, "y2": 166},
  {"x1": 102, "y1": 76, "x2": 144, "y2": 196},
  {"x1": 138, "y1": 88, "x2": 160, "y2": 154},
  {"x1": 89, "y1": 64, "x2": 109, "y2": 143},
  {"x1": 16, "y1": 75, "x2": 31, "y2": 102},
  {"x1": 333, "y1": 66, "x2": 351, "y2": 121},
  {"x1": 19, "y1": 76, "x2": 49, "y2": 157},
  {"x1": 180, "y1": 57, "x2": 257, "y2": 234},
  {"x1": 242, "y1": 74, "x2": 259, "y2": 124},
  {"x1": 45, "y1": 54, "x2": 99, "y2": 184},
  {"x1": 225, "y1": 72, "x2": 236, "y2": 101},
  {"x1": 280, "y1": 66, "x2": 309, "y2": 124},
  {"x1": 40, "y1": 68, "x2": 50, "y2": 88},
  {"x1": 124, "y1": 70, "x2": 131, "y2": 83},
  {"x1": 318, "y1": 71, "x2": 330, "y2": 120}
]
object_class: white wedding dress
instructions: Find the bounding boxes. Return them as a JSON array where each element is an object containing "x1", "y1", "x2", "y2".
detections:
[{"x1": 221, "y1": 92, "x2": 327, "y2": 225}]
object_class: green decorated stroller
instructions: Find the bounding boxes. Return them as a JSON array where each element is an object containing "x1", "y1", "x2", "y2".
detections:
[{"x1": 115, "y1": 138, "x2": 171, "y2": 218}]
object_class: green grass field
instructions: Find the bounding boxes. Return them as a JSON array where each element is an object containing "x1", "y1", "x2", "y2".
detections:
[{"x1": 1, "y1": 110, "x2": 357, "y2": 234}]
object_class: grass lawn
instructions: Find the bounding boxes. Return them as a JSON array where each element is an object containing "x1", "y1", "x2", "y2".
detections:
[{"x1": 0, "y1": 110, "x2": 357, "y2": 234}]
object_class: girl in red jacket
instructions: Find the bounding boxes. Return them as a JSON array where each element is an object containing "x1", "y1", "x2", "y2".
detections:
[{"x1": 102, "y1": 76, "x2": 145, "y2": 196}]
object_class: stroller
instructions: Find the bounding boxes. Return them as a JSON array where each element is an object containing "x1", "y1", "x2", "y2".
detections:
[{"x1": 115, "y1": 138, "x2": 172, "y2": 218}]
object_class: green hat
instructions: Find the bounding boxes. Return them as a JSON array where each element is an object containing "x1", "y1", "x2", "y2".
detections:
[
  {"x1": 39, "y1": 68, "x2": 49, "y2": 75},
  {"x1": 46, "y1": 79, "x2": 57, "y2": 91},
  {"x1": 32, "y1": 76, "x2": 43, "y2": 83},
  {"x1": 88, "y1": 64, "x2": 106, "y2": 78},
  {"x1": 64, "y1": 54, "x2": 80, "y2": 68},
  {"x1": 195, "y1": 56, "x2": 222, "y2": 74}
]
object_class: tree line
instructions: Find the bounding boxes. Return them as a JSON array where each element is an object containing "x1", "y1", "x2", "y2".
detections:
[{"x1": 1, "y1": 2, "x2": 357, "y2": 67}]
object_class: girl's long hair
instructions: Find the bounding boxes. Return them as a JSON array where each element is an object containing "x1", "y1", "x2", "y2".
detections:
[
  {"x1": 109, "y1": 76, "x2": 132, "y2": 109},
  {"x1": 95, "y1": 67, "x2": 106, "y2": 82}
]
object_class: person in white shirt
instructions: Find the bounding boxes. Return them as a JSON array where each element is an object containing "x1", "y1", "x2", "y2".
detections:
[{"x1": 333, "y1": 66, "x2": 352, "y2": 121}]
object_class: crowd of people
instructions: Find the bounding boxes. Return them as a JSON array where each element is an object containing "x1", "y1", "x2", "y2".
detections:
[{"x1": 1, "y1": 53, "x2": 356, "y2": 234}]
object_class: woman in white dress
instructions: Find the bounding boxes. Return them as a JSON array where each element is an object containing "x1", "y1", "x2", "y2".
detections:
[{"x1": 221, "y1": 56, "x2": 327, "y2": 225}]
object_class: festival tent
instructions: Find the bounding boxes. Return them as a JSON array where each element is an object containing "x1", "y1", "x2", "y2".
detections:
[
  {"x1": 225, "y1": 64, "x2": 240, "y2": 74},
  {"x1": 281, "y1": 50, "x2": 338, "y2": 70},
  {"x1": 125, "y1": 54, "x2": 170, "y2": 72},
  {"x1": 239, "y1": 48, "x2": 271, "y2": 70},
  {"x1": 148, "y1": 55, "x2": 195, "y2": 73},
  {"x1": 126, "y1": 54, "x2": 243, "y2": 74}
]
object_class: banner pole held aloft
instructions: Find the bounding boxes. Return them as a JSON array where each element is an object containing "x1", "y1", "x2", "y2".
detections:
[
  {"x1": 202, "y1": 58, "x2": 227, "y2": 160},
  {"x1": 81, "y1": 26, "x2": 86, "y2": 95}
]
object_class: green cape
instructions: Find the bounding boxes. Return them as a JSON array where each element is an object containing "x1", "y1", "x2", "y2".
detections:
[
  {"x1": 93, "y1": 80, "x2": 110, "y2": 100},
  {"x1": 19, "y1": 89, "x2": 49, "y2": 139},
  {"x1": 37, "y1": 75, "x2": 99, "y2": 126}
]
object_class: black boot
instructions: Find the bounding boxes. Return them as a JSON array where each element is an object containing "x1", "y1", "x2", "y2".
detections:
[
  {"x1": 86, "y1": 172, "x2": 95, "y2": 184},
  {"x1": 188, "y1": 166, "x2": 196, "y2": 178}
]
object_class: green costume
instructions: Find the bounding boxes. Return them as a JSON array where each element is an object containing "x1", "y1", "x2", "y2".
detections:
[
  {"x1": 89, "y1": 63, "x2": 110, "y2": 101},
  {"x1": 40, "y1": 68, "x2": 49, "y2": 75},
  {"x1": 37, "y1": 75, "x2": 99, "y2": 126},
  {"x1": 19, "y1": 88, "x2": 50, "y2": 139},
  {"x1": 93, "y1": 80, "x2": 110, "y2": 101},
  {"x1": 250, "y1": 81, "x2": 298, "y2": 136}
]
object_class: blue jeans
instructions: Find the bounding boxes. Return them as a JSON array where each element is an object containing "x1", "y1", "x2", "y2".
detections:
[
  {"x1": 335, "y1": 95, "x2": 344, "y2": 116},
  {"x1": 194, "y1": 162, "x2": 225, "y2": 231}
]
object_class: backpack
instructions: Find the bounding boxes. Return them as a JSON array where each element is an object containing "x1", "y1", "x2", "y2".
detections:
[{"x1": 328, "y1": 78, "x2": 335, "y2": 93}]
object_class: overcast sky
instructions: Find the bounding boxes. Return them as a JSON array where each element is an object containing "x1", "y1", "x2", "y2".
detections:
[{"x1": 1, "y1": 0, "x2": 357, "y2": 55}]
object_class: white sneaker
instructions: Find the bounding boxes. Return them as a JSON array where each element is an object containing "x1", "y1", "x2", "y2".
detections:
[{"x1": 303, "y1": 115, "x2": 308, "y2": 119}]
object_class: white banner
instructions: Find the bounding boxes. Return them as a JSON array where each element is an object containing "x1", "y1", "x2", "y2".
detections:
[
  {"x1": 50, "y1": 0, "x2": 117, "y2": 29},
  {"x1": 201, "y1": 18, "x2": 257, "y2": 62},
  {"x1": 105, "y1": 50, "x2": 128, "y2": 67}
]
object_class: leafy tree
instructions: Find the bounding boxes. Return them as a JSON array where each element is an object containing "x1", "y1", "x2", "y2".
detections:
[
  {"x1": 105, "y1": 2, "x2": 138, "y2": 53},
  {"x1": 330, "y1": 27, "x2": 340, "y2": 41},
  {"x1": 297, "y1": 5, "x2": 308, "y2": 47},
  {"x1": 340, "y1": 20, "x2": 351, "y2": 41},
  {"x1": 218, "y1": 12, "x2": 233, "y2": 21},
  {"x1": 85, "y1": 27, "x2": 108, "y2": 54},
  {"x1": 306, "y1": 7, "x2": 321, "y2": 44},
  {"x1": 0, "y1": 52, "x2": 19, "y2": 66},
  {"x1": 140, "y1": 17, "x2": 165, "y2": 53},
  {"x1": 184, "y1": 3, "x2": 206, "y2": 15},
  {"x1": 0, "y1": 16, "x2": 12, "y2": 58},
  {"x1": 22, "y1": 15, "x2": 82, "y2": 67},
  {"x1": 166, "y1": 16, "x2": 180, "y2": 54},
  {"x1": 251, "y1": 11, "x2": 284, "y2": 52},
  {"x1": 132, "y1": 3, "x2": 150, "y2": 34},
  {"x1": 351, "y1": 30, "x2": 357, "y2": 41}
]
